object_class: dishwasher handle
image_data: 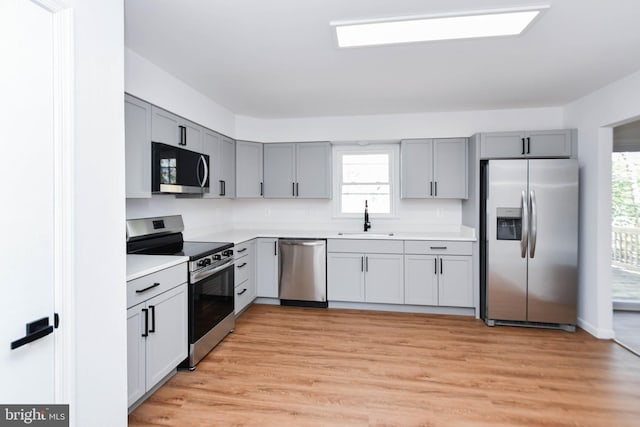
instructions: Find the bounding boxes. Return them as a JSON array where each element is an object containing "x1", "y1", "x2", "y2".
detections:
[{"x1": 279, "y1": 239, "x2": 325, "y2": 247}]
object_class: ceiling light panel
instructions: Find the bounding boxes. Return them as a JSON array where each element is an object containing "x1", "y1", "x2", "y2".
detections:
[{"x1": 333, "y1": 6, "x2": 549, "y2": 48}]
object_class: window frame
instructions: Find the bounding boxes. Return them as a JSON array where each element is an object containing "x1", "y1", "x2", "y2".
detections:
[{"x1": 332, "y1": 144, "x2": 400, "y2": 219}]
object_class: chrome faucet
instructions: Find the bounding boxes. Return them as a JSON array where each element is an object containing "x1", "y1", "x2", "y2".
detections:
[{"x1": 364, "y1": 200, "x2": 371, "y2": 232}]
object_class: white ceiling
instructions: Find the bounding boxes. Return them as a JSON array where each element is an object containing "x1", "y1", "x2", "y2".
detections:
[{"x1": 125, "y1": 0, "x2": 640, "y2": 119}]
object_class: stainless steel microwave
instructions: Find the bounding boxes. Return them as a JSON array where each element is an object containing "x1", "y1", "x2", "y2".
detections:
[{"x1": 151, "y1": 142, "x2": 210, "y2": 194}]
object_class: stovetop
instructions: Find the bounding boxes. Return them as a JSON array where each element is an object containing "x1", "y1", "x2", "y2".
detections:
[{"x1": 171, "y1": 241, "x2": 233, "y2": 260}]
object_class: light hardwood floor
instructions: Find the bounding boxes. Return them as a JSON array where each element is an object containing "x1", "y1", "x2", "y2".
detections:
[{"x1": 129, "y1": 304, "x2": 640, "y2": 427}]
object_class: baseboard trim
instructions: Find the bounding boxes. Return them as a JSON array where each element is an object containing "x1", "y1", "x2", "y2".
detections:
[{"x1": 577, "y1": 317, "x2": 615, "y2": 339}]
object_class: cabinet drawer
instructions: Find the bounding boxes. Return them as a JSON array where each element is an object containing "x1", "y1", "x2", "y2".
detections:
[
  {"x1": 235, "y1": 257, "x2": 253, "y2": 285},
  {"x1": 234, "y1": 240, "x2": 253, "y2": 259},
  {"x1": 127, "y1": 263, "x2": 187, "y2": 308},
  {"x1": 327, "y1": 239, "x2": 403, "y2": 254},
  {"x1": 235, "y1": 280, "x2": 254, "y2": 314},
  {"x1": 404, "y1": 240, "x2": 472, "y2": 255}
]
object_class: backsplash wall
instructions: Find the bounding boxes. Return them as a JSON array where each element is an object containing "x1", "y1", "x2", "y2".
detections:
[{"x1": 126, "y1": 196, "x2": 462, "y2": 238}]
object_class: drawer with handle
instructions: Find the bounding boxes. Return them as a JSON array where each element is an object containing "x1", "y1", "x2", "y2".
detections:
[
  {"x1": 127, "y1": 262, "x2": 188, "y2": 308},
  {"x1": 234, "y1": 280, "x2": 254, "y2": 314},
  {"x1": 404, "y1": 240, "x2": 472, "y2": 255},
  {"x1": 235, "y1": 257, "x2": 253, "y2": 285},
  {"x1": 234, "y1": 239, "x2": 253, "y2": 260}
]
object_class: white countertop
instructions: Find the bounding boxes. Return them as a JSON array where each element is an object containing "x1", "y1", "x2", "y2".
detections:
[
  {"x1": 188, "y1": 226, "x2": 476, "y2": 245},
  {"x1": 126, "y1": 254, "x2": 189, "y2": 281}
]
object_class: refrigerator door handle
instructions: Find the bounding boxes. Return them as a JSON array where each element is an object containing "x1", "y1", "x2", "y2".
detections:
[
  {"x1": 529, "y1": 190, "x2": 537, "y2": 258},
  {"x1": 521, "y1": 190, "x2": 529, "y2": 258}
]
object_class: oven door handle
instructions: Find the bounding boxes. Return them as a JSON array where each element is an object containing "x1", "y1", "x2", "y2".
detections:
[{"x1": 190, "y1": 259, "x2": 234, "y2": 283}]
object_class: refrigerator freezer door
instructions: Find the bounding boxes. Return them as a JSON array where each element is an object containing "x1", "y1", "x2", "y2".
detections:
[
  {"x1": 527, "y1": 159, "x2": 578, "y2": 324},
  {"x1": 486, "y1": 160, "x2": 528, "y2": 321}
]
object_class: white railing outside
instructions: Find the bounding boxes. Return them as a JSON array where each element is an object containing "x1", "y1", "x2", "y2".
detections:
[{"x1": 612, "y1": 226, "x2": 640, "y2": 272}]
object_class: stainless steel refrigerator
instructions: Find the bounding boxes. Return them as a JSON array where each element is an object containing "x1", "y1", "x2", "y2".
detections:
[{"x1": 481, "y1": 159, "x2": 578, "y2": 331}]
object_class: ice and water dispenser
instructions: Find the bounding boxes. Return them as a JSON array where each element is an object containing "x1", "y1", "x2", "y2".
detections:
[{"x1": 496, "y1": 207, "x2": 522, "y2": 240}]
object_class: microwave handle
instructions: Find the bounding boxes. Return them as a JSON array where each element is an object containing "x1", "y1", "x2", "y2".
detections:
[{"x1": 197, "y1": 155, "x2": 208, "y2": 188}]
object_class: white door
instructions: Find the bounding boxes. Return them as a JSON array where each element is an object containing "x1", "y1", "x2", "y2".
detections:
[{"x1": 0, "y1": 0, "x2": 66, "y2": 403}]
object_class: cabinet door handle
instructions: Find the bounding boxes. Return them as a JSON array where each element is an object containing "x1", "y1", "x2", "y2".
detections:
[
  {"x1": 237, "y1": 288, "x2": 248, "y2": 296},
  {"x1": 527, "y1": 137, "x2": 531, "y2": 154},
  {"x1": 296, "y1": 182, "x2": 299, "y2": 197},
  {"x1": 365, "y1": 256, "x2": 369, "y2": 272},
  {"x1": 222, "y1": 180, "x2": 226, "y2": 196},
  {"x1": 274, "y1": 241, "x2": 278, "y2": 256},
  {"x1": 260, "y1": 182, "x2": 263, "y2": 196},
  {"x1": 434, "y1": 181, "x2": 438, "y2": 197},
  {"x1": 430, "y1": 181, "x2": 433, "y2": 196},
  {"x1": 219, "y1": 180, "x2": 224, "y2": 196},
  {"x1": 148, "y1": 305, "x2": 156, "y2": 333},
  {"x1": 237, "y1": 262, "x2": 247, "y2": 269},
  {"x1": 434, "y1": 258, "x2": 437, "y2": 275},
  {"x1": 430, "y1": 246, "x2": 447, "y2": 250},
  {"x1": 136, "y1": 282, "x2": 160, "y2": 293},
  {"x1": 179, "y1": 125, "x2": 186, "y2": 146},
  {"x1": 292, "y1": 182, "x2": 296, "y2": 197},
  {"x1": 141, "y1": 308, "x2": 149, "y2": 337},
  {"x1": 361, "y1": 256, "x2": 364, "y2": 272},
  {"x1": 440, "y1": 258, "x2": 443, "y2": 275},
  {"x1": 237, "y1": 248, "x2": 247, "y2": 253},
  {"x1": 521, "y1": 137, "x2": 525, "y2": 155}
]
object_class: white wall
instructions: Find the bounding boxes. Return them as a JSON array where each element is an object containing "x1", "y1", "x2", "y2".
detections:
[
  {"x1": 70, "y1": 0, "x2": 127, "y2": 425},
  {"x1": 125, "y1": 48, "x2": 235, "y2": 137},
  {"x1": 235, "y1": 107, "x2": 564, "y2": 142},
  {"x1": 564, "y1": 69, "x2": 640, "y2": 339}
]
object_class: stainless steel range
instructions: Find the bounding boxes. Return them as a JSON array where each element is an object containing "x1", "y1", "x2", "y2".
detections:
[{"x1": 126, "y1": 215, "x2": 235, "y2": 370}]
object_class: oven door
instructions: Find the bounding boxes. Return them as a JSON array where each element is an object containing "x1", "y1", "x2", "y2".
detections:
[{"x1": 189, "y1": 262, "x2": 234, "y2": 345}]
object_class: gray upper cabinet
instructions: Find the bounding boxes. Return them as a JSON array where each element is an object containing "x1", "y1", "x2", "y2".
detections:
[
  {"x1": 263, "y1": 142, "x2": 331, "y2": 199},
  {"x1": 236, "y1": 141, "x2": 264, "y2": 198},
  {"x1": 124, "y1": 94, "x2": 151, "y2": 198},
  {"x1": 151, "y1": 105, "x2": 203, "y2": 151},
  {"x1": 401, "y1": 138, "x2": 468, "y2": 199},
  {"x1": 202, "y1": 130, "x2": 235, "y2": 199},
  {"x1": 480, "y1": 129, "x2": 572, "y2": 159},
  {"x1": 296, "y1": 142, "x2": 332, "y2": 198},
  {"x1": 263, "y1": 143, "x2": 296, "y2": 198}
]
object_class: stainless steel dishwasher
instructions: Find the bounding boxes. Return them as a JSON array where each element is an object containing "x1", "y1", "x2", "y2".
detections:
[{"x1": 278, "y1": 239, "x2": 327, "y2": 308}]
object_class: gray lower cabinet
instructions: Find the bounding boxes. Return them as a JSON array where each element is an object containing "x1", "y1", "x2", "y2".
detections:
[
  {"x1": 203, "y1": 130, "x2": 236, "y2": 198},
  {"x1": 479, "y1": 129, "x2": 572, "y2": 159},
  {"x1": 256, "y1": 238, "x2": 279, "y2": 298},
  {"x1": 234, "y1": 240, "x2": 256, "y2": 313},
  {"x1": 151, "y1": 105, "x2": 203, "y2": 151},
  {"x1": 236, "y1": 141, "x2": 264, "y2": 198},
  {"x1": 127, "y1": 263, "x2": 188, "y2": 408},
  {"x1": 124, "y1": 94, "x2": 151, "y2": 198},
  {"x1": 401, "y1": 138, "x2": 468, "y2": 199},
  {"x1": 327, "y1": 239, "x2": 404, "y2": 304},
  {"x1": 404, "y1": 241, "x2": 473, "y2": 308},
  {"x1": 263, "y1": 142, "x2": 331, "y2": 199}
]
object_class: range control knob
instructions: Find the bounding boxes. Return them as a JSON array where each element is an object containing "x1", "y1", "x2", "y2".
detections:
[
  {"x1": 197, "y1": 259, "x2": 208, "y2": 267},
  {"x1": 222, "y1": 249, "x2": 234, "y2": 257},
  {"x1": 212, "y1": 254, "x2": 222, "y2": 261}
]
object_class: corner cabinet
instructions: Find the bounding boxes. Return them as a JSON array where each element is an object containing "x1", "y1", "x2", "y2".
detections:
[
  {"x1": 479, "y1": 129, "x2": 573, "y2": 159},
  {"x1": 202, "y1": 130, "x2": 236, "y2": 199},
  {"x1": 404, "y1": 241, "x2": 473, "y2": 308},
  {"x1": 263, "y1": 142, "x2": 331, "y2": 199},
  {"x1": 236, "y1": 141, "x2": 264, "y2": 198},
  {"x1": 127, "y1": 263, "x2": 188, "y2": 408},
  {"x1": 256, "y1": 238, "x2": 279, "y2": 298},
  {"x1": 327, "y1": 239, "x2": 404, "y2": 304},
  {"x1": 124, "y1": 94, "x2": 151, "y2": 198},
  {"x1": 401, "y1": 138, "x2": 468, "y2": 199},
  {"x1": 151, "y1": 105, "x2": 203, "y2": 151}
]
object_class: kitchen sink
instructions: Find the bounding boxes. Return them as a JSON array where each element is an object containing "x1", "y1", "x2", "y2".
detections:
[{"x1": 337, "y1": 232, "x2": 395, "y2": 237}]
